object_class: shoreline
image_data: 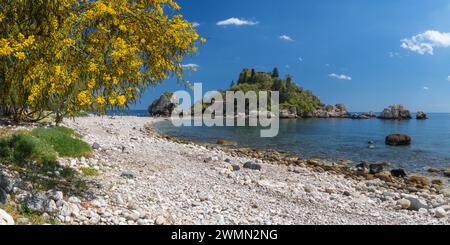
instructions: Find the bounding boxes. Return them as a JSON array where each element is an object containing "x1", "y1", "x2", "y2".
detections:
[
  {"x1": 2, "y1": 115, "x2": 450, "y2": 224},
  {"x1": 149, "y1": 117, "x2": 449, "y2": 188}
]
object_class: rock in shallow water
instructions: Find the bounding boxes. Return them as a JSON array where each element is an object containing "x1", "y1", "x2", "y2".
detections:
[
  {"x1": 391, "y1": 169, "x2": 407, "y2": 178},
  {"x1": 416, "y1": 111, "x2": 428, "y2": 120},
  {"x1": 385, "y1": 134, "x2": 412, "y2": 146}
]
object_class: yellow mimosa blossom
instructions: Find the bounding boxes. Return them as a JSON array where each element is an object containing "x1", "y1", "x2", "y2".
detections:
[
  {"x1": 117, "y1": 95, "x2": 126, "y2": 106},
  {"x1": 88, "y1": 78, "x2": 96, "y2": 89},
  {"x1": 88, "y1": 62, "x2": 98, "y2": 72},
  {"x1": 14, "y1": 52, "x2": 26, "y2": 60},
  {"x1": 1, "y1": 0, "x2": 201, "y2": 123},
  {"x1": 77, "y1": 91, "x2": 92, "y2": 106},
  {"x1": 97, "y1": 96, "x2": 106, "y2": 105}
]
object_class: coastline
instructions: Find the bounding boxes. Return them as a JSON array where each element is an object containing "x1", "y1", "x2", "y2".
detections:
[
  {"x1": 2, "y1": 115, "x2": 450, "y2": 224},
  {"x1": 59, "y1": 117, "x2": 449, "y2": 224}
]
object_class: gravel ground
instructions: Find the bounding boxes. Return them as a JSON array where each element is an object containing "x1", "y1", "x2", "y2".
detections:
[{"x1": 50, "y1": 116, "x2": 450, "y2": 225}]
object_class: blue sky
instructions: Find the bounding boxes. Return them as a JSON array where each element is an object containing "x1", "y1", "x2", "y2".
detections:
[{"x1": 133, "y1": 0, "x2": 450, "y2": 112}]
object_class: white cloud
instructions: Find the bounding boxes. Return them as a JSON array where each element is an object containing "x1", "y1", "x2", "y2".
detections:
[
  {"x1": 279, "y1": 35, "x2": 294, "y2": 42},
  {"x1": 401, "y1": 30, "x2": 450, "y2": 55},
  {"x1": 182, "y1": 64, "x2": 200, "y2": 70},
  {"x1": 298, "y1": 57, "x2": 303, "y2": 62},
  {"x1": 329, "y1": 73, "x2": 352, "y2": 81},
  {"x1": 423, "y1": 86, "x2": 429, "y2": 90},
  {"x1": 216, "y1": 18, "x2": 258, "y2": 26},
  {"x1": 448, "y1": 75, "x2": 450, "y2": 81},
  {"x1": 389, "y1": 52, "x2": 401, "y2": 58},
  {"x1": 192, "y1": 22, "x2": 200, "y2": 27}
]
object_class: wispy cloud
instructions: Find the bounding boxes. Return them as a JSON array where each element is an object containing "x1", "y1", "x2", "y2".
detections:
[
  {"x1": 401, "y1": 30, "x2": 450, "y2": 55},
  {"x1": 329, "y1": 73, "x2": 352, "y2": 81},
  {"x1": 192, "y1": 22, "x2": 200, "y2": 28},
  {"x1": 423, "y1": 86, "x2": 430, "y2": 90},
  {"x1": 389, "y1": 52, "x2": 401, "y2": 58},
  {"x1": 182, "y1": 64, "x2": 200, "y2": 70},
  {"x1": 448, "y1": 75, "x2": 450, "y2": 81},
  {"x1": 298, "y1": 57, "x2": 303, "y2": 62},
  {"x1": 279, "y1": 35, "x2": 294, "y2": 42},
  {"x1": 216, "y1": 18, "x2": 258, "y2": 26}
]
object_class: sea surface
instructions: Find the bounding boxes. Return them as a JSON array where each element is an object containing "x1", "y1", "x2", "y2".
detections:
[{"x1": 148, "y1": 113, "x2": 450, "y2": 174}]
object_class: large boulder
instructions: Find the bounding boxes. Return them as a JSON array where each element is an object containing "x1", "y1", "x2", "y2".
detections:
[
  {"x1": 385, "y1": 134, "x2": 412, "y2": 146},
  {"x1": 416, "y1": 111, "x2": 428, "y2": 120},
  {"x1": 148, "y1": 93, "x2": 178, "y2": 117},
  {"x1": 379, "y1": 104, "x2": 412, "y2": 120}
]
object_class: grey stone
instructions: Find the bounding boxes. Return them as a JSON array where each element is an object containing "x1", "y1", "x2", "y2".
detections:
[
  {"x1": 0, "y1": 188, "x2": 7, "y2": 205},
  {"x1": 0, "y1": 172, "x2": 12, "y2": 192},
  {"x1": 47, "y1": 190, "x2": 64, "y2": 201},
  {"x1": 24, "y1": 192, "x2": 49, "y2": 213},
  {"x1": 407, "y1": 197, "x2": 428, "y2": 211},
  {"x1": 92, "y1": 142, "x2": 101, "y2": 150},
  {"x1": 434, "y1": 207, "x2": 447, "y2": 218},
  {"x1": 121, "y1": 171, "x2": 136, "y2": 179},
  {"x1": 243, "y1": 161, "x2": 262, "y2": 171}
]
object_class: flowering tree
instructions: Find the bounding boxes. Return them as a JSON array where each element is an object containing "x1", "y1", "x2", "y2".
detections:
[{"x1": 0, "y1": 0, "x2": 203, "y2": 123}]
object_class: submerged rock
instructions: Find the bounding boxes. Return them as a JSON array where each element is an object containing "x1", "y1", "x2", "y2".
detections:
[
  {"x1": 385, "y1": 134, "x2": 411, "y2": 146},
  {"x1": 379, "y1": 105, "x2": 412, "y2": 120},
  {"x1": 217, "y1": 139, "x2": 238, "y2": 146},
  {"x1": 369, "y1": 164, "x2": 384, "y2": 174}
]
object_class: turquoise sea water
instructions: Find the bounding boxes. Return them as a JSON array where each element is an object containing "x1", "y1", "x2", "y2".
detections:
[{"x1": 150, "y1": 113, "x2": 450, "y2": 173}]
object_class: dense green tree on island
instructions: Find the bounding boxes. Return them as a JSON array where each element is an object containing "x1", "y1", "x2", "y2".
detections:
[
  {"x1": 230, "y1": 68, "x2": 324, "y2": 113},
  {"x1": 272, "y1": 68, "x2": 280, "y2": 78}
]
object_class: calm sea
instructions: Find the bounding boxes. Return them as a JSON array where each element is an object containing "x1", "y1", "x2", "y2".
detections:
[{"x1": 151, "y1": 113, "x2": 450, "y2": 174}]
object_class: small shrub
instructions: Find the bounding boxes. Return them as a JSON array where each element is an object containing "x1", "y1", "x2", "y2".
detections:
[
  {"x1": 30, "y1": 127, "x2": 91, "y2": 158},
  {"x1": 0, "y1": 134, "x2": 58, "y2": 165}
]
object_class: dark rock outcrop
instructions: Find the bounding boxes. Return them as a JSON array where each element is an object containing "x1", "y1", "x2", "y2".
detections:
[
  {"x1": 362, "y1": 112, "x2": 377, "y2": 118},
  {"x1": 385, "y1": 134, "x2": 412, "y2": 146},
  {"x1": 379, "y1": 105, "x2": 412, "y2": 120},
  {"x1": 416, "y1": 111, "x2": 428, "y2": 120},
  {"x1": 148, "y1": 93, "x2": 178, "y2": 117},
  {"x1": 351, "y1": 114, "x2": 369, "y2": 120},
  {"x1": 391, "y1": 169, "x2": 407, "y2": 178}
]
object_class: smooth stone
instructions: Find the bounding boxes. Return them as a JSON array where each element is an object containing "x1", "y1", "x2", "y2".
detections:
[
  {"x1": 397, "y1": 199, "x2": 411, "y2": 210},
  {"x1": 243, "y1": 161, "x2": 262, "y2": 171},
  {"x1": 0, "y1": 208, "x2": 14, "y2": 225},
  {"x1": 121, "y1": 171, "x2": 136, "y2": 179},
  {"x1": 407, "y1": 197, "x2": 428, "y2": 211},
  {"x1": 434, "y1": 207, "x2": 447, "y2": 218}
]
